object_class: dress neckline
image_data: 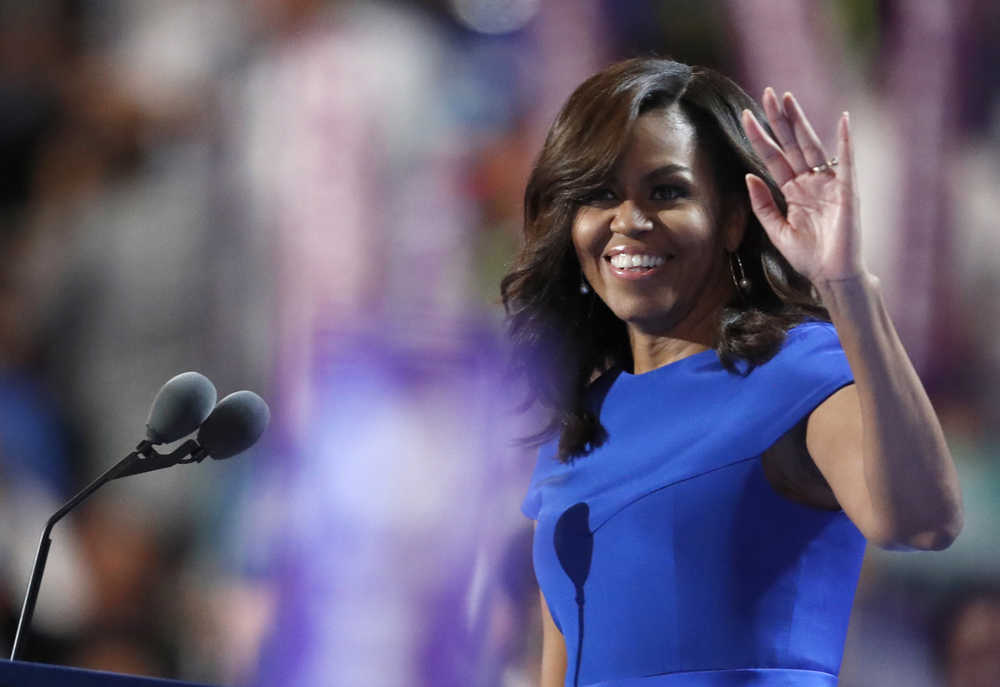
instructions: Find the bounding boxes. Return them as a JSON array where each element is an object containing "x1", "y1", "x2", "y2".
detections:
[{"x1": 618, "y1": 346, "x2": 719, "y2": 380}]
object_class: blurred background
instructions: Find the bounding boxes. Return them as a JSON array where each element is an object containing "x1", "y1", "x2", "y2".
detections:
[{"x1": 0, "y1": 0, "x2": 998, "y2": 685}]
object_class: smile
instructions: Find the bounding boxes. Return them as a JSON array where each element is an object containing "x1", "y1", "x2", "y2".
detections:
[
  {"x1": 604, "y1": 252, "x2": 673, "y2": 280},
  {"x1": 608, "y1": 254, "x2": 666, "y2": 269}
]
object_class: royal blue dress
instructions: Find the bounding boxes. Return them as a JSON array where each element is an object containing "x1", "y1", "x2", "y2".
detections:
[{"x1": 522, "y1": 322, "x2": 866, "y2": 687}]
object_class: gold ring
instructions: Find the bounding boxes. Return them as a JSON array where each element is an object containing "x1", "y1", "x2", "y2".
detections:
[{"x1": 810, "y1": 157, "x2": 839, "y2": 174}]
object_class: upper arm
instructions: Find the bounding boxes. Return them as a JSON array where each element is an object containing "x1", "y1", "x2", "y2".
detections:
[
  {"x1": 804, "y1": 383, "x2": 883, "y2": 540},
  {"x1": 539, "y1": 587, "x2": 567, "y2": 687}
]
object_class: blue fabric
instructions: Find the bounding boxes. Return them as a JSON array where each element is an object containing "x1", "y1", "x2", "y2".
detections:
[
  {"x1": 523, "y1": 322, "x2": 866, "y2": 687},
  {"x1": 589, "y1": 668, "x2": 838, "y2": 686}
]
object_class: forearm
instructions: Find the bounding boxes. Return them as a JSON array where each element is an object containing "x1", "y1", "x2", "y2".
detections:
[{"x1": 816, "y1": 272, "x2": 963, "y2": 550}]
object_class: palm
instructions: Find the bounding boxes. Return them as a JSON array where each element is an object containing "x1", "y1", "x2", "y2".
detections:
[{"x1": 741, "y1": 88, "x2": 863, "y2": 283}]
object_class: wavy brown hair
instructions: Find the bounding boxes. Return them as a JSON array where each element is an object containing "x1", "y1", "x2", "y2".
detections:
[{"x1": 501, "y1": 58, "x2": 827, "y2": 462}]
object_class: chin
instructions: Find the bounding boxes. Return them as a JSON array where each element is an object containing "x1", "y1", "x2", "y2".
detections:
[
  {"x1": 614, "y1": 307, "x2": 680, "y2": 333},
  {"x1": 604, "y1": 294, "x2": 675, "y2": 323}
]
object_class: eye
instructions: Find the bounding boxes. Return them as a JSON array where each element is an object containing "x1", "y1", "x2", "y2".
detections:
[
  {"x1": 650, "y1": 184, "x2": 688, "y2": 201},
  {"x1": 580, "y1": 188, "x2": 617, "y2": 206}
]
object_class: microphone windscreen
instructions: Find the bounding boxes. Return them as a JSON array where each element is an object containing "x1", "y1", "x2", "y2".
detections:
[
  {"x1": 554, "y1": 502, "x2": 593, "y2": 591},
  {"x1": 197, "y1": 390, "x2": 270, "y2": 460},
  {"x1": 146, "y1": 372, "x2": 218, "y2": 444}
]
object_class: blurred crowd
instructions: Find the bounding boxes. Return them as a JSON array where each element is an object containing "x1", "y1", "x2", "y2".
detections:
[{"x1": 0, "y1": 1, "x2": 998, "y2": 686}]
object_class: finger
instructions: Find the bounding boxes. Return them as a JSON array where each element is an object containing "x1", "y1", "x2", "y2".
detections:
[
  {"x1": 741, "y1": 109, "x2": 796, "y2": 186},
  {"x1": 762, "y1": 87, "x2": 808, "y2": 174},
  {"x1": 836, "y1": 111, "x2": 855, "y2": 186},
  {"x1": 782, "y1": 92, "x2": 829, "y2": 169},
  {"x1": 745, "y1": 173, "x2": 787, "y2": 236}
]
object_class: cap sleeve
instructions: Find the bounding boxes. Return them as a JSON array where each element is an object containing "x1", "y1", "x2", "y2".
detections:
[
  {"x1": 521, "y1": 440, "x2": 564, "y2": 520},
  {"x1": 521, "y1": 482, "x2": 542, "y2": 520},
  {"x1": 761, "y1": 321, "x2": 855, "y2": 430}
]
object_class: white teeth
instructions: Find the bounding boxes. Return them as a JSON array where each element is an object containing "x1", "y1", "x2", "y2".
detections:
[{"x1": 609, "y1": 254, "x2": 666, "y2": 269}]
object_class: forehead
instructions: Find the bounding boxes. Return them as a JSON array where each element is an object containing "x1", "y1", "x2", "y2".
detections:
[{"x1": 615, "y1": 105, "x2": 700, "y2": 174}]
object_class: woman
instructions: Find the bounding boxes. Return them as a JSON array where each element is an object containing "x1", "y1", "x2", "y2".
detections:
[{"x1": 501, "y1": 58, "x2": 962, "y2": 687}]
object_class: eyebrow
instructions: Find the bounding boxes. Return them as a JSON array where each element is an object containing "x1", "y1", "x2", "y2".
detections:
[
  {"x1": 605, "y1": 163, "x2": 693, "y2": 187},
  {"x1": 643, "y1": 164, "x2": 691, "y2": 180}
]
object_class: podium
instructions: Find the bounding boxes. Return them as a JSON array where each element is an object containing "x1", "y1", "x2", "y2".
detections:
[{"x1": 0, "y1": 659, "x2": 218, "y2": 687}]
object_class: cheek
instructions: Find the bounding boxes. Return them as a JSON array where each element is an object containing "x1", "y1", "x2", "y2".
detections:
[
  {"x1": 571, "y1": 211, "x2": 607, "y2": 264},
  {"x1": 659, "y1": 209, "x2": 721, "y2": 252}
]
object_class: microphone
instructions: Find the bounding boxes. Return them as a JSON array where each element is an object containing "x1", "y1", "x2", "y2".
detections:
[
  {"x1": 554, "y1": 502, "x2": 592, "y2": 687},
  {"x1": 8, "y1": 374, "x2": 268, "y2": 661},
  {"x1": 116, "y1": 389, "x2": 271, "y2": 478},
  {"x1": 197, "y1": 391, "x2": 270, "y2": 460},
  {"x1": 554, "y1": 502, "x2": 593, "y2": 599},
  {"x1": 145, "y1": 371, "x2": 218, "y2": 444}
]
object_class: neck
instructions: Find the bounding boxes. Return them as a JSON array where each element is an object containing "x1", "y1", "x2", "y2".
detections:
[
  {"x1": 626, "y1": 281, "x2": 733, "y2": 375},
  {"x1": 627, "y1": 310, "x2": 718, "y2": 374}
]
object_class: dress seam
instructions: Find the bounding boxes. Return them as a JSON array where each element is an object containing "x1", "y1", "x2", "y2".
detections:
[
  {"x1": 637, "y1": 666, "x2": 838, "y2": 678},
  {"x1": 590, "y1": 453, "x2": 762, "y2": 532}
]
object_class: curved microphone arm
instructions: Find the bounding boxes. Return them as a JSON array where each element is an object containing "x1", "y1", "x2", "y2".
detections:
[
  {"x1": 8, "y1": 439, "x2": 205, "y2": 661},
  {"x1": 112, "y1": 439, "x2": 207, "y2": 479}
]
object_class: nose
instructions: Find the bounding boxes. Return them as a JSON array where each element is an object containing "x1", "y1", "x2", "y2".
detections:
[{"x1": 610, "y1": 200, "x2": 653, "y2": 235}]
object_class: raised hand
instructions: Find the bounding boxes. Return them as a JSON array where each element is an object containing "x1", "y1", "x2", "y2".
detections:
[{"x1": 740, "y1": 88, "x2": 865, "y2": 284}]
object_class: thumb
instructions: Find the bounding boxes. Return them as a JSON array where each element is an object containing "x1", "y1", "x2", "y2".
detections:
[{"x1": 744, "y1": 174, "x2": 785, "y2": 234}]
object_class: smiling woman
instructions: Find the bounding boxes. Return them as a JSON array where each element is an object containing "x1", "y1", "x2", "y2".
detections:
[
  {"x1": 502, "y1": 59, "x2": 824, "y2": 461},
  {"x1": 501, "y1": 57, "x2": 962, "y2": 687}
]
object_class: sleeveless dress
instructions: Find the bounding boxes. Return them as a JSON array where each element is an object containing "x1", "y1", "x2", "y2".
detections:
[{"x1": 522, "y1": 322, "x2": 866, "y2": 687}]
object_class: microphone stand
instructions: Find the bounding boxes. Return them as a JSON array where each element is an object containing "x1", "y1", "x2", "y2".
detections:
[{"x1": 8, "y1": 439, "x2": 205, "y2": 661}]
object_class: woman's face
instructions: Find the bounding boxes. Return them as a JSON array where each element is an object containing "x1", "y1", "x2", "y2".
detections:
[{"x1": 571, "y1": 105, "x2": 742, "y2": 339}]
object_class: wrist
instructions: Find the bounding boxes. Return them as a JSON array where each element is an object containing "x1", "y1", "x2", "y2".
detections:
[
  {"x1": 814, "y1": 271, "x2": 883, "y2": 318},
  {"x1": 815, "y1": 270, "x2": 879, "y2": 297}
]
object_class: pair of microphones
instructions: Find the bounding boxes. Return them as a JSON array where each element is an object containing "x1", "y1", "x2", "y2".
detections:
[
  {"x1": 129, "y1": 371, "x2": 270, "y2": 476},
  {"x1": 8, "y1": 372, "x2": 270, "y2": 662}
]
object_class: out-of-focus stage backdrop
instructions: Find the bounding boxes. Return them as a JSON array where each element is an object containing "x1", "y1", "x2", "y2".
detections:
[{"x1": 1, "y1": 1, "x2": 997, "y2": 685}]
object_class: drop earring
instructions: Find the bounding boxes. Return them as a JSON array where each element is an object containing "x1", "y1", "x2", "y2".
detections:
[
  {"x1": 729, "y1": 252, "x2": 751, "y2": 293},
  {"x1": 580, "y1": 274, "x2": 596, "y2": 320}
]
